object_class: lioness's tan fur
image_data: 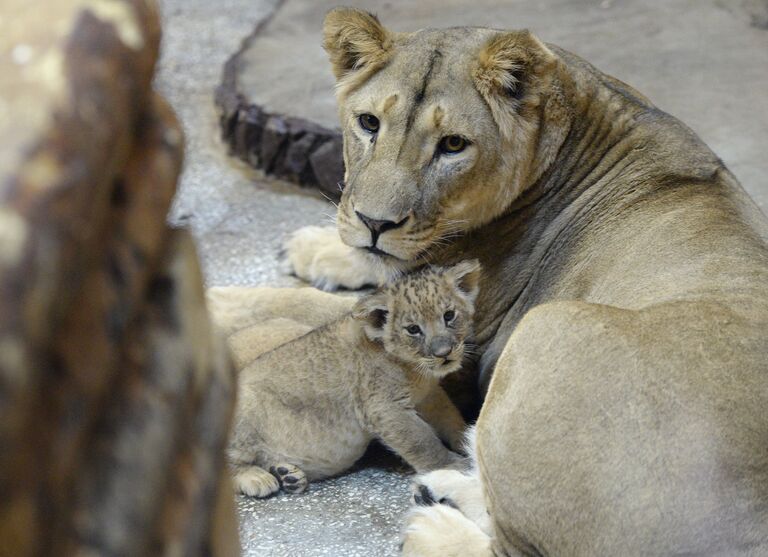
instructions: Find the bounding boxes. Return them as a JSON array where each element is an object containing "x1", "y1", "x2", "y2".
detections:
[{"x1": 276, "y1": 7, "x2": 768, "y2": 556}]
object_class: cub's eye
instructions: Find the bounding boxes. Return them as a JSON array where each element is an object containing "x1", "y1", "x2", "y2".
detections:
[
  {"x1": 443, "y1": 310, "x2": 456, "y2": 324},
  {"x1": 438, "y1": 135, "x2": 468, "y2": 155},
  {"x1": 405, "y1": 324, "x2": 422, "y2": 336},
  {"x1": 358, "y1": 113, "x2": 380, "y2": 133}
]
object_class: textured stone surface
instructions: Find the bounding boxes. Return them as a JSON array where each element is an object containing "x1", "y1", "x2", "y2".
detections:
[
  {"x1": 310, "y1": 137, "x2": 345, "y2": 198},
  {"x1": 215, "y1": 2, "x2": 344, "y2": 199},
  {"x1": 236, "y1": 465, "x2": 411, "y2": 557},
  {"x1": 218, "y1": 0, "x2": 768, "y2": 212},
  {"x1": 156, "y1": 0, "x2": 329, "y2": 289}
]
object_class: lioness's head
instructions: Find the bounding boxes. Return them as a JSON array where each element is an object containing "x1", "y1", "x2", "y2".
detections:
[
  {"x1": 353, "y1": 259, "x2": 481, "y2": 377},
  {"x1": 323, "y1": 8, "x2": 566, "y2": 262}
]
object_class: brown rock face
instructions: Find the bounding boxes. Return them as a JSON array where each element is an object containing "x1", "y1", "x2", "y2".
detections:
[{"x1": 0, "y1": 2, "x2": 237, "y2": 556}]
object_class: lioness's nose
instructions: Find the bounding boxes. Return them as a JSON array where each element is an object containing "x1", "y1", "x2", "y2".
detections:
[
  {"x1": 430, "y1": 337, "x2": 453, "y2": 358},
  {"x1": 355, "y1": 211, "x2": 408, "y2": 236}
]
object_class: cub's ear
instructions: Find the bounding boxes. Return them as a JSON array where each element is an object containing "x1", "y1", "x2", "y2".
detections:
[
  {"x1": 445, "y1": 259, "x2": 482, "y2": 304},
  {"x1": 352, "y1": 293, "x2": 389, "y2": 340},
  {"x1": 323, "y1": 7, "x2": 393, "y2": 80},
  {"x1": 472, "y1": 30, "x2": 556, "y2": 139}
]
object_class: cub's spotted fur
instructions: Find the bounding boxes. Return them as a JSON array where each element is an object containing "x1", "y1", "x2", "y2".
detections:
[{"x1": 228, "y1": 260, "x2": 481, "y2": 497}]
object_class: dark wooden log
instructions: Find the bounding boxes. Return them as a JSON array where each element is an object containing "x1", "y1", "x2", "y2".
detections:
[
  {"x1": 0, "y1": 1, "x2": 238, "y2": 555},
  {"x1": 66, "y1": 231, "x2": 235, "y2": 557}
]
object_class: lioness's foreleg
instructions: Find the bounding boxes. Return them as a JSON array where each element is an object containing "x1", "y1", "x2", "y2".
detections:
[
  {"x1": 401, "y1": 504, "x2": 494, "y2": 557},
  {"x1": 366, "y1": 395, "x2": 466, "y2": 472},
  {"x1": 206, "y1": 285, "x2": 354, "y2": 334},
  {"x1": 206, "y1": 285, "x2": 355, "y2": 367}
]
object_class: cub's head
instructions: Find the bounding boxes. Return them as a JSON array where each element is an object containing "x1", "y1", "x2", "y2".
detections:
[
  {"x1": 323, "y1": 8, "x2": 566, "y2": 262},
  {"x1": 352, "y1": 259, "x2": 481, "y2": 377}
]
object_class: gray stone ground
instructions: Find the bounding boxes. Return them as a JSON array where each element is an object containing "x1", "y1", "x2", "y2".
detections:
[
  {"x1": 156, "y1": 0, "x2": 326, "y2": 289},
  {"x1": 155, "y1": 2, "x2": 411, "y2": 556},
  {"x1": 155, "y1": 1, "x2": 768, "y2": 556}
]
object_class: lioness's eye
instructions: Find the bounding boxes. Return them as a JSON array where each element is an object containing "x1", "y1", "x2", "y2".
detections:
[
  {"x1": 359, "y1": 113, "x2": 380, "y2": 133},
  {"x1": 438, "y1": 135, "x2": 468, "y2": 155},
  {"x1": 444, "y1": 310, "x2": 456, "y2": 323},
  {"x1": 405, "y1": 324, "x2": 422, "y2": 335}
]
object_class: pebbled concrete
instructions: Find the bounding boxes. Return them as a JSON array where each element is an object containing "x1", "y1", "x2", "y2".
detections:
[
  {"x1": 156, "y1": 0, "x2": 328, "y2": 289},
  {"x1": 155, "y1": 1, "x2": 768, "y2": 556},
  {"x1": 155, "y1": 2, "x2": 412, "y2": 557}
]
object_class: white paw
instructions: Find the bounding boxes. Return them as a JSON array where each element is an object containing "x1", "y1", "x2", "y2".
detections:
[
  {"x1": 233, "y1": 467, "x2": 280, "y2": 498},
  {"x1": 281, "y1": 225, "x2": 391, "y2": 291},
  {"x1": 402, "y1": 504, "x2": 492, "y2": 557},
  {"x1": 411, "y1": 469, "x2": 491, "y2": 535}
]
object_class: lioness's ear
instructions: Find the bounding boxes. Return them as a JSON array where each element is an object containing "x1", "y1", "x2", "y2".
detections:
[
  {"x1": 352, "y1": 293, "x2": 389, "y2": 340},
  {"x1": 323, "y1": 7, "x2": 393, "y2": 80},
  {"x1": 445, "y1": 259, "x2": 482, "y2": 304},
  {"x1": 472, "y1": 30, "x2": 556, "y2": 139}
]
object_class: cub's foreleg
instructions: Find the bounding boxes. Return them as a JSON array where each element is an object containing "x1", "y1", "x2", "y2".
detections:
[
  {"x1": 365, "y1": 394, "x2": 466, "y2": 472},
  {"x1": 416, "y1": 386, "x2": 467, "y2": 453}
]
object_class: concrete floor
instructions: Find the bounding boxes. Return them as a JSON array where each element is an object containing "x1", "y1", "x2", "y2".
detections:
[
  {"x1": 156, "y1": 0, "x2": 325, "y2": 289},
  {"x1": 155, "y1": 1, "x2": 768, "y2": 555},
  {"x1": 155, "y1": 2, "x2": 411, "y2": 556}
]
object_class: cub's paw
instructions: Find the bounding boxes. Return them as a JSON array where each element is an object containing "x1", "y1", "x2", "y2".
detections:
[
  {"x1": 281, "y1": 225, "x2": 383, "y2": 291},
  {"x1": 401, "y1": 504, "x2": 492, "y2": 557},
  {"x1": 269, "y1": 463, "x2": 308, "y2": 494},
  {"x1": 233, "y1": 466, "x2": 280, "y2": 498},
  {"x1": 411, "y1": 469, "x2": 491, "y2": 535}
]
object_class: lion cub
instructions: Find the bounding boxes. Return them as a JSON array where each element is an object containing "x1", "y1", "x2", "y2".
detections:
[{"x1": 228, "y1": 260, "x2": 481, "y2": 497}]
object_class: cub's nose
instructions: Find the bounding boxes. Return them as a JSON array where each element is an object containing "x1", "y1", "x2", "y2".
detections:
[{"x1": 430, "y1": 337, "x2": 453, "y2": 358}]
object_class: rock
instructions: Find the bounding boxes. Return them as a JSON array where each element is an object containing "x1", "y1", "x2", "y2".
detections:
[
  {"x1": 282, "y1": 132, "x2": 317, "y2": 181},
  {"x1": 216, "y1": 20, "x2": 344, "y2": 200},
  {"x1": 258, "y1": 115, "x2": 288, "y2": 174},
  {"x1": 310, "y1": 138, "x2": 345, "y2": 198}
]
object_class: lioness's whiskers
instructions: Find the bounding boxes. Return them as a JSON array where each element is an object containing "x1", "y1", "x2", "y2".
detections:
[{"x1": 318, "y1": 191, "x2": 340, "y2": 210}]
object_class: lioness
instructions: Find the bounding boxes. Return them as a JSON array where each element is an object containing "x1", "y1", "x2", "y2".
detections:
[{"x1": 275, "y1": 7, "x2": 768, "y2": 555}]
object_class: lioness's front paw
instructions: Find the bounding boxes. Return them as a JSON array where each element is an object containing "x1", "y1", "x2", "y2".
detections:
[
  {"x1": 401, "y1": 504, "x2": 492, "y2": 557},
  {"x1": 281, "y1": 225, "x2": 386, "y2": 291},
  {"x1": 411, "y1": 469, "x2": 491, "y2": 535}
]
